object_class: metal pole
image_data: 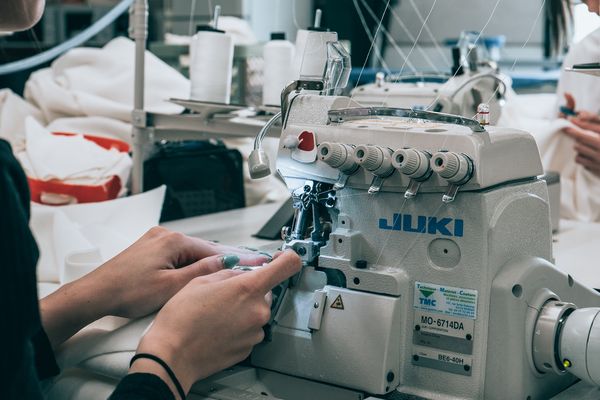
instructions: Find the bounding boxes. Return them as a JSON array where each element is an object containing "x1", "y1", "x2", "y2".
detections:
[{"x1": 130, "y1": 0, "x2": 148, "y2": 194}]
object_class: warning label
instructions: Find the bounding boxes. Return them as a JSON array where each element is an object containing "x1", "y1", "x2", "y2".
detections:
[
  {"x1": 330, "y1": 294, "x2": 344, "y2": 310},
  {"x1": 414, "y1": 282, "x2": 478, "y2": 319}
]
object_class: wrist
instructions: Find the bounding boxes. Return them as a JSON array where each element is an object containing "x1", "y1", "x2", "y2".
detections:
[
  {"x1": 129, "y1": 358, "x2": 183, "y2": 400},
  {"x1": 136, "y1": 331, "x2": 197, "y2": 395}
]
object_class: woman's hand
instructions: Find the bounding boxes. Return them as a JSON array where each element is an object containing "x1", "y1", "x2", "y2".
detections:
[
  {"x1": 40, "y1": 227, "x2": 270, "y2": 348},
  {"x1": 569, "y1": 111, "x2": 600, "y2": 133},
  {"x1": 130, "y1": 251, "x2": 302, "y2": 397},
  {"x1": 562, "y1": 115, "x2": 600, "y2": 177},
  {"x1": 559, "y1": 92, "x2": 577, "y2": 118},
  {"x1": 584, "y1": 0, "x2": 600, "y2": 15}
]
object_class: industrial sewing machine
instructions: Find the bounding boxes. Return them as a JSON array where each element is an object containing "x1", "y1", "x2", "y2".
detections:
[
  {"x1": 243, "y1": 90, "x2": 600, "y2": 399},
  {"x1": 241, "y1": 33, "x2": 600, "y2": 399},
  {"x1": 46, "y1": 23, "x2": 600, "y2": 400}
]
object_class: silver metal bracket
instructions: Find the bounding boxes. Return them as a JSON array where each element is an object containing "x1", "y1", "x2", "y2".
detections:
[
  {"x1": 328, "y1": 107, "x2": 486, "y2": 133},
  {"x1": 368, "y1": 176, "x2": 385, "y2": 194},
  {"x1": 283, "y1": 239, "x2": 321, "y2": 264},
  {"x1": 132, "y1": 109, "x2": 147, "y2": 128},
  {"x1": 334, "y1": 172, "x2": 351, "y2": 190},
  {"x1": 308, "y1": 290, "x2": 328, "y2": 331},
  {"x1": 442, "y1": 184, "x2": 461, "y2": 203},
  {"x1": 404, "y1": 179, "x2": 422, "y2": 199}
]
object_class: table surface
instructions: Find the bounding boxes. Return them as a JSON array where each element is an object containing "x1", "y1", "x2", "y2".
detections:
[{"x1": 163, "y1": 202, "x2": 600, "y2": 290}]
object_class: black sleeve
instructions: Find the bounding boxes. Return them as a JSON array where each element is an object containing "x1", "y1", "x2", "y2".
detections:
[
  {"x1": 110, "y1": 373, "x2": 176, "y2": 400},
  {"x1": 31, "y1": 328, "x2": 60, "y2": 379},
  {"x1": 0, "y1": 139, "x2": 60, "y2": 399}
]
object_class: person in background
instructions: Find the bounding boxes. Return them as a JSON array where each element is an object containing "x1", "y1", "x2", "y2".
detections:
[
  {"x1": 557, "y1": 0, "x2": 600, "y2": 176},
  {"x1": 0, "y1": 2, "x2": 301, "y2": 400}
]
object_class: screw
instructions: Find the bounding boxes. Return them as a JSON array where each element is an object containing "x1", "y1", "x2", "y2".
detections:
[
  {"x1": 413, "y1": 355, "x2": 419, "y2": 361},
  {"x1": 464, "y1": 365, "x2": 471, "y2": 372},
  {"x1": 466, "y1": 334, "x2": 472, "y2": 341},
  {"x1": 313, "y1": 302, "x2": 319, "y2": 308},
  {"x1": 386, "y1": 371, "x2": 395, "y2": 382},
  {"x1": 297, "y1": 247, "x2": 307, "y2": 256},
  {"x1": 415, "y1": 325, "x2": 421, "y2": 331}
]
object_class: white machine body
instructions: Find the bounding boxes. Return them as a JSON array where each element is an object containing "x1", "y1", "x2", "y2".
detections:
[
  {"x1": 45, "y1": 97, "x2": 599, "y2": 400},
  {"x1": 249, "y1": 93, "x2": 600, "y2": 399}
]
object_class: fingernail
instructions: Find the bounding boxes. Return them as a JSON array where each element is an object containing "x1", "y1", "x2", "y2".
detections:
[
  {"x1": 259, "y1": 251, "x2": 273, "y2": 261},
  {"x1": 239, "y1": 246, "x2": 258, "y2": 251},
  {"x1": 221, "y1": 255, "x2": 240, "y2": 269}
]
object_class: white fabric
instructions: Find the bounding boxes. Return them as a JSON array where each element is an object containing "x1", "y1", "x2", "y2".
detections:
[
  {"x1": 0, "y1": 89, "x2": 46, "y2": 151},
  {"x1": 33, "y1": 186, "x2": 166, "y2": 284},
  {"x1": 46, "y1": 116, "x2": 132, "y2": 145},
  {"x1": 555, "y1": 27, "x2": 600, "y2": 114},
  {"x1": 16, "y1": 117, "x2": 131, "y2": 185},
  {"x1": 498, "y1": 28, "x2": 600, "y2": 222},
  {"x1": 0, "y1": 37, "x2": 289, "y2": 207},
  {"x1": 24, "y1": 37, "x2": 190, "y2": 123}
]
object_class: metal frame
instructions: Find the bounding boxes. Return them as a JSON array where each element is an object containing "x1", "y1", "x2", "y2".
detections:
[
  {"x1": 128, "y1": 0, "x2": 276, "y2": 194},
  {"x1": 328, "y1": 107, "x2": 487, "y2": 133}
]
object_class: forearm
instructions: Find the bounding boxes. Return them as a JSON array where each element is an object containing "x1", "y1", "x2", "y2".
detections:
[{"x1": 39, "y1": 276, "x2": 111, "y2": 349}]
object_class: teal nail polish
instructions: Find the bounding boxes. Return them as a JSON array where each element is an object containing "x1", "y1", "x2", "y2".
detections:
[
  {"x1": 222, "y1": 255, "x2": 240, "y2": 268},
  {"x1": 259, "y1": 252, "x2": 273, "y2": 261},
  {"x1": 240, "y1": 246, "x2": 258, "y2": 251}
]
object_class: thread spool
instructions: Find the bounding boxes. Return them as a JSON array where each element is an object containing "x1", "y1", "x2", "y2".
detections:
[
  {"x1": 189, "y1": 25, "x2": 234, "y2": 103},
  {"x1": 262, "y1": 32, "x2": 295, "y2": 106}
]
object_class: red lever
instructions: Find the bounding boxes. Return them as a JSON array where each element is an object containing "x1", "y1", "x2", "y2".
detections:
[{"x1": 298, "y1": 131, "x2": 315, "y2": 151}]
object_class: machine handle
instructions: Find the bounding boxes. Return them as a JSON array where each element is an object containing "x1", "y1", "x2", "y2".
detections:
[{"x1": 327, "y1": 107, "x2": 486, "y2": 133}]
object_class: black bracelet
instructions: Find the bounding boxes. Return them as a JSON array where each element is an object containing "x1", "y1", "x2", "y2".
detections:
[{"x1": 130, "y1": 353, "x2": 187, "y2": 400}]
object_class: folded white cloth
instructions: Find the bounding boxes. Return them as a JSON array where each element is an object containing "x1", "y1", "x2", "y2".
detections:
[
  {"x1": 0, "y1": 88, "x2": 46, "y2": 151},
  {"x1": 555, "y1": 27, "x2": 600, "y2": 115},
  {"x1": 16, "y1": 117, "x2": 131, "y2": 185},
  {"x1": 24, "y1": 37, "x2": 190, "y2": 123},
  {"x1": 0, "y1": 37, "x2": 288, "y2": 207},
  {"x1": 33, "y1": 186, "x2": 166, "y2": 284},
  {"x1": 46, "y1": 116, "x2": 132, "y2": 145}
]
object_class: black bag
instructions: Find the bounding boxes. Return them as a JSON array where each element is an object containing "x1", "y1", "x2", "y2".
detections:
[{"x1": 144, "y1": 141, "x2": 245, "y2": 222}]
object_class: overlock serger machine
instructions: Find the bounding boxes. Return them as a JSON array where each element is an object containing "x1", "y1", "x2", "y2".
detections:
[
  {"x1": 47, "y1": 27, "x2": 600, "y2": 400},
  {"x1": 247, "y1": 34, "x2": 600, "y2": 400}
]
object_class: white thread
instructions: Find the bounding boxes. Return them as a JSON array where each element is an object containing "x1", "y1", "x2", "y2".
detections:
[
  {"x1": 188, "y1": 0, "x2": 197, "y2": 36},
  {"x1": 426, "y1": 0, "x2": 504, "y2": 111},
  {"x1": 406, "y1": 0, "x2": 451, "y2": 66},
  {"x1": 348, "y1": 0, "x2": 392, "y2": 106},
  {"x1": 477, "y1": 0, "x2": 548, "y2": 115},
  {"x1": 189, "y1": 29, "x2": 234, "y2": 103},
  {"x1": 370, "y1": 0, "x2": 441, "y2": 74},
  {"x1": 353, "y1": 0, "x2": 393, "y2": 72}
]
